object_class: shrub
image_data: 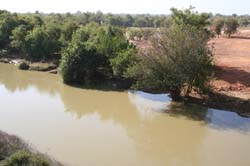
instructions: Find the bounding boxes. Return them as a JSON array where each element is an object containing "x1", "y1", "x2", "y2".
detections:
[
  {"x1": 0, "y1": 131, "x2": 27, "y2": 161},
  {"x1": 24, "y1": 26, "x2": 61, "y2": 60},
  {"x1": 0, "y1": 49, "x2": 8, "y2": 57},
  {"x1": 60, "y1": 24, "x2": 137, "y2": 84},
  {"x1": 171, "y1": 7, "x2": 210, "y2": 29},
  {"x1": 95, "y1": 26, "x2": 137, "y2": 77},
  {"x1": 2, "y1": 150, "x2": 49, "y2": 166},
  {"x1": 60, "y1": 42, "x2": 103, "y2": 84},
  {"x1": 18, "y1": 62, "x2": 29, "y2": 70},
  {"x1": 128, "y1": 25, "x2": 213, "y2": 100},
  {"x1": 110, "y1": 48, "x2": 137, "y2": 77},
  {"x1": 213, "y1": 18, "x2": 224, "y2": 37},
  {"x1": 10, "y1": 25, "x2": 29, "y2": 51},
  {"x1": 224, "y1": 17, "x2": 239, "y2": 37}
]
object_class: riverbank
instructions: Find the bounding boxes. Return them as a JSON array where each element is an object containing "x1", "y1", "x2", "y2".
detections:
[
  {"x1": 186, "y1": 90, "x2": 250, "y2": 117},
  {"x1": 0, "y1": 57, "x2": 58, "y2": 74},
  {"x1": 0, "y1": 58, "x2": 249, "y2": 117},
  {"x1": 0, "y1": 131, "x2": 62, "y2": 166}
]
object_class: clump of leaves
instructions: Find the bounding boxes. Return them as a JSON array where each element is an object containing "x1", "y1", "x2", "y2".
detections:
[{"x1": 2, "y1": 150, "x2": 49, "y2": 166}]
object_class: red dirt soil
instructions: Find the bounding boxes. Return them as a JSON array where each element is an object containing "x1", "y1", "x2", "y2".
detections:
[{"x1": 209, "y1": 30, "x2": 250, "y2": 99}]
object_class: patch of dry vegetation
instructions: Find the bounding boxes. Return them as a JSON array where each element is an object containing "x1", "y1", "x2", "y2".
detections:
[{"x1": 0, "y1": 131, "x2": 62, "y2": 166}]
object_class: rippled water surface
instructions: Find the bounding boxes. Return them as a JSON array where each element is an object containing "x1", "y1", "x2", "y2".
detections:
[{"x1": 0, "y1": 63, "x2": 250, "y2": 166}]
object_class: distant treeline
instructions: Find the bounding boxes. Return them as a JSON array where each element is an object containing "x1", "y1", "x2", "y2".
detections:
[
  {"x1": 20, "y1": 11, "x2": 173, "y2": 28},
  {"x1": 2, "y1": 10, "x2": 250, "y2": 29}
]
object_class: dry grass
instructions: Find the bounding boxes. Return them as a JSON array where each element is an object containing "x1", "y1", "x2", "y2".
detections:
[
  {"x1": 0, "y1": 131, "x2": 27, "y2": 160},
  {"x1": 0, "y1": 131, "x2": 63, "y2": 166}
]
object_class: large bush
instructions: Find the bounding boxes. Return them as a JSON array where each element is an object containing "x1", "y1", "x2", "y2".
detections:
[
  {"x1": 213, "y1": 18, "x2": 224, "y2": 37},
  {"x1": 60, "y1": 24, "x2": 137, "y2": 84},
  {"x1": 24, "y1": 26, "x2": 61, "y2": 60},
  {"x1": 95, "y1": 26, "x2": 137, "y2": 77},
  {"x1": 171, "y1": 7, "x2": 210, "y2": 29},
  {"x1": 60, "y1": 42, "x2": 103, "y2": 84},
  {"x1": 2, "y1": 150, "x2": 49, "y2": 166},
  {"x1": 224, "y1": 17, "x2": 239, "y2": 37},
  {"x1": 128, "y1": 25, "x2": 213, "y2": 100},
  {"x1": 10, "y1": 25, "x2": 29, "y2": 51}
]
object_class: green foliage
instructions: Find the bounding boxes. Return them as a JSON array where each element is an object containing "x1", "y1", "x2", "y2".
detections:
[
  {"x1": 24, "y1": 26, "x2": 61, "y2": 60},
  {"x1": 60, "y1": 24, "x2": 137, "y2": 84},
  {"x1": 213, "y1": 18, "x2": 224, "y2": 36},
  {"x1": 29, "y1": 15, "x2": 44, "y2": 27},
  {"x1": 238, "y1": 17, "x2": 249, "y2": 27},
  {"x1": 2, "y1": 150, "x2": 49, "y2": 166},
  {"x1": 10, "y1": 25, "x2": 28, "y2": 51},
  {"x1": 0, "y1": 131, "x2": 27, "y2": 161},
  {"x1": 60, "y1": 21, "x2": 79, "y2": 45},
  {"x1": 45, "y1": 22, "x2": 62, "y2": 40},
  {"x1": 171, "y1": 7, "x2": 210, "y2": 29},
  {"x1": 60, "y1": 42, "x2": 103, "y2": 84},
  {"x1": 93, "y1": 26, "x2": 137, "y2": 77},
  {"x1": 0, "y1": 12, "x2": 20, "y2": 48},
  {"x1": 18, "y1": 62, "x2": 29, "y2": 70},
  {"x1": 224, "y1": 17, "x2": 239, "y2": 37},
  {"x1": 128, "y1": 25, "x2": 213, "y2": 100},
  {"x1": 127, "y1": 8, "x2": 213, "y2": 100},
  {"x1": 110, "y1": 47, "x2": 137, "y2": 77}
]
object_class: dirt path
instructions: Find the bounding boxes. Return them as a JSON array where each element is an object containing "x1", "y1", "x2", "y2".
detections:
[{"x1": 210, "y1": 31, "x2": 250, "y2": 100}]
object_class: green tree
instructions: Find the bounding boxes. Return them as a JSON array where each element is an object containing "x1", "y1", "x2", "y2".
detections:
[
  {"x1": 60, "y1": 21, "x2": 79, "y2": 45},
  {"x1": 60, "y1": 42, "x2": 103, "y2": 84},
  {"x1": 24, "y1": 26, "x2": 60, "y2": 60},
  {"x1": 29, "y1": 15, "x2": 44, "y2": 27},
  {"x1": 128, "y1": 25, "x2": 213, "y2": 100},
  {"x1": 171, "y1": 7, "x2": 210, "y2": 29},
  {"x1": 213, "y1": 18, "x2": 224, "y2": 37},
  {"x1": 60, "y1": 24, "x2": 137, "y2": 84},
  {"x1": 239, "y1": 17, "x2": 249, "y2": 27},
  {"x1": 224, "y1": 17, "x2": 239, "y2": 37},
  {"x1": 10, "y1": 25, "x2": 28, "y2": 51},
  {"x1": 95, "y1": 26, "x2": 137, "y2": 77},
  {"x1": 0, "y1": 13, "x2": 19, "y2": 48},
  {"x1": 45, "y1": 22, "x2": 62, "y2": 40}
]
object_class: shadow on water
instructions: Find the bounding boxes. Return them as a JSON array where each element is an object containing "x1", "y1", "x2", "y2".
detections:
[
  {"x1": 129, "y1": 91, "x2": 250, "y2": 133},
  {"x1": 64, "y1": 82, "x2": 126, "y2": 92},
  {"x1": 166, "y1": 102, "x2": 208, "y2": 121}
]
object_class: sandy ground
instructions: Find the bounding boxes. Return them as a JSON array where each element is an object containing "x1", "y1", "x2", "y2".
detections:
[{"x1": 210, "y1": 30, "x2": 250, "y2": 99}]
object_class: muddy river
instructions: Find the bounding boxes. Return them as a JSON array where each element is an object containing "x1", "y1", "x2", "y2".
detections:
[{"x1": 0, "y1": 63, "x2": 250, "y2": 166}]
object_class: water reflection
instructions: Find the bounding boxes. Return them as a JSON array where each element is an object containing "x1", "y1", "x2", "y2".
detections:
[
  {"x1": 128, "y1": 90, "x2": 250, "y2": 133},
  {"x1": 207, "y1": 109, "x2": 250, "y2": 132},
  {"x1": 128, "y1": 91, "x2": 171, "y2": 118},
  {"x1": 0, "y1": 63, "x2": 250, "y2": 133},
  {"x1": 0, "y1": 63, "x2": 60, "y2": 96},
  {"x1": 0, "y1": 63, "x2": 250, "y2": 166}
]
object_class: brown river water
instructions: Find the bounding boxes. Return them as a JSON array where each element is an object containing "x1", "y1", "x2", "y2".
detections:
[{"x1": 0, "y1": 63, "x2": 250, "y2": 166}]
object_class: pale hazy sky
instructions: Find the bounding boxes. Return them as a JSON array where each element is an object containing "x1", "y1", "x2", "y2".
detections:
[{"x1": 1, "y1": 0, "x2": 250, "y2": 15}]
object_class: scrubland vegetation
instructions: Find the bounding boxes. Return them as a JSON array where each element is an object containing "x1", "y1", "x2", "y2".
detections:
[
  {"x1": 0, "y1": 131, "x2": 61, "y2": 166},
  {"x1": 0, "y1": 7, "x2": 244, "y2": 100}
]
